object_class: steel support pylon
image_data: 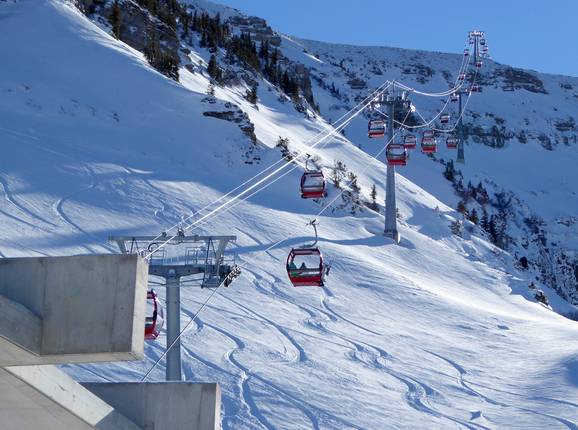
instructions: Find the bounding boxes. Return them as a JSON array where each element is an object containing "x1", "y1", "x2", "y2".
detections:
[
  {"x1": 165, "y1": 275, "x2": 182, "y2": 381},
  {"x1": 384, "y1": 98, "x2": 400, "y2": 244},
  {"x1": 456, "y1": 91, "x2": 465, "y2": 163}
]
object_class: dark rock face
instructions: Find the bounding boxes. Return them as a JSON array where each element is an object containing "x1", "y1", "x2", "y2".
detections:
[
  {"x1": 401, "y1": 63, "x2": 434, "y2": 85},
  {"x1": 109, "y1": 2, "x2": 179, "y2": 55},
  {"x1": 228, "y1": 15, "x2": 281, "y2": 46},
  {"x1": 203, "y1": 104, "x2": 260, "y2": 164},
  {"x1": 347, "y1": 78, "x2": 367, "y2": 90},
  {"x1": 554, "y1": 117, "x2": 576, "y2": 132},
  {"x1": 464, "y1": 124, "x2": 513, "y2": 148},
  {"x1": 497, "y1": 67, "x2": 547, "y2": 94}
]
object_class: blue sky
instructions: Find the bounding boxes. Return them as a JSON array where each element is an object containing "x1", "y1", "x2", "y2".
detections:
[{"x1": 215, "y1": 0, "x2": 577, "y2": 77}]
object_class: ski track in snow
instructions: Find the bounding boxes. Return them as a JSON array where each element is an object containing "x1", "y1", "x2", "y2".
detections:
[
  {"x1": 0, "y1": 174, "x2": 58, "y2": 229},
  {"x1": 426, "y1": 350, "x2": 578, "y2": 429},
  {"x1": 234, "y1": 267, "x2": 524, "y2": 430},
  {"x1": 198, "y1": 296, "x2": 320, "y2": 429},
  {"x1": 180, "y1": 273, "x2": 380, "y2": 429},
  {"x1": 51, "y1": 164, "x2": 115, "y2": 254},
  {"x1": 220, "y1": 270, "x2": 406, "y2": 428},
  {"x1": 201, "y1": 316, "x2": 319, "y2": 429},
  {"x1": 123, "y1": 166, "x2": 173, "y2": 224}
]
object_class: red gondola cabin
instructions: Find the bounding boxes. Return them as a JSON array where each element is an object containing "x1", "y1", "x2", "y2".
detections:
[
  {"x1": 286, "y1": 248, "x2": 325, "y2": 287},
  {"x1": 300, "y1": 171, "x2": 326, "y2": 199},
  {"x1": 421, "y1": 130, "x2": 437, "y2": 154},
  {"x1": 446, "y1": 136, "x2": 459, "y2": 148},
  {"x1": 440, "y1": 114, "x2": 450, "y2": 124},
  {"x1": 145, "y1": 289, "x2": 164, "y2": 340},
  {"x1": 403, "y1": 134, "x2": 417, "y2": 149},
  {"x1": 368, "y1": 120, "x2": 386, "y2": 138},
  {"x1": 386, "y1": 143, "x2": 408, "y2": 166}
]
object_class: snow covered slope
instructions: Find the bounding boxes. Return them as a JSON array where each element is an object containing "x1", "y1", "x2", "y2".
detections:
[
  {"x1": 275, "y1": 34, "x2": 578, "y2": 306},
  {"x1": 1, "y1": 1, "x2": 578, "y2": 429}
]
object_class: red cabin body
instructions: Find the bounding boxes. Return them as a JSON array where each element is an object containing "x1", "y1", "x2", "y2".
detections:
[
  {"x1": 403, "y1": 134, "x2": 417, "y2": 149},
  {"x1": 145, "y1": 289, "x2": 164, "y2": 340},
  {"x1": 368, "y1": 120, "x2": 386, "y2": 138},
  {"x1": 421, "y1": 130, "x2": 437, "y2": 154},
  {"x1": 440, "y1": 114, "x2": 450, "y2": 124},
  {"x1": 446, "y1": 136, "x2": 459, "y2": 148},
  {"x1": 386, "y1": 143, "x2": 408, "y2": 166},
  {"x1": 286, "y1": 248, "x2": 325, "y2": 287},
  {"x1": 300, "y1": 171, "x2": 326, "y2": 199}
]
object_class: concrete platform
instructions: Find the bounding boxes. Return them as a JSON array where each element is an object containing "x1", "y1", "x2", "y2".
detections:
[
  {"x1": 83, "y1": 382, "x2": 221, "y2": 430},
  {"x1": 0, "y1": 254, "x2": 147, "y2": 366},
  {"x1": 1, "y1": 365, "x2": 140, "y2": 430}
]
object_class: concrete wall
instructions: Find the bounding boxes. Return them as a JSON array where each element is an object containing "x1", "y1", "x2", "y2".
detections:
[
  {"x1": 2, "y1": 365, "x2": 141, "y2": 430},
  {"x1": 0, "y1": 254, "x2": 147, "y2": 365},
  {"x1": 83, "y1": 382, "x2": 221, "y2": 430}
]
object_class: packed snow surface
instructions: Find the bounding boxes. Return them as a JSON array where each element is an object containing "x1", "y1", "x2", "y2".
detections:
[{"x1": 1, "y1": 1, "x2": 577, "y2": 428}]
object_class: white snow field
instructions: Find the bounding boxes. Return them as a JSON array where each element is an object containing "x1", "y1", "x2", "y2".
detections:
[{"x1": 1, "y1": 1, "x2": 578, "y2": 429}]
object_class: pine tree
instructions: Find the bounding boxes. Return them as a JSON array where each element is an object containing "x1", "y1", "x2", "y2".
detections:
[
  {"x1": 477, "y1": 182, "x2": 489, "y2": 205},
  {"x1": 200, "y1": 31, "x2": 208, "y2": 47},
  {"x1": 275, "y1": 136, "x2": 292, "y2": 160},
  {"x1": 289, "y1": 77, "x2": 300, "y2": 100},
  {"x1": 468, "y1": 208, "x2": 479, "y2": 225},
  {"x1": 481, "y1": 207, "x2": 489, "y2": 231},
  {"x1": 191, "y1": 10, "x2": 198, "y2": 31},
  {"x1": 282, "y1": 71, "x2": 291, "y2": 94},
  {"x1": 143, "y1": 25, "x2": 179, "y2": 81},
  {"x1": 207, "y1": 54, "x2": 222, "y2": 82},
  {"x1": 457, "y1": 199, "x2": 467, "y2": 214},
  {"x1": 443, "y1": 160, "x2": 455, "y2": 181},
  {"x1": 259, "y1": 40, "x2": 269, "y2": 60},
  {"x1": 182, "y1": 12, "x2": 191, "y2": 39},
  {"x1": 144, "y1": 25, "x2": 161, "y2": 66},
  {"x1": 370, "y1": 183, "x2": 378, "y2": 211},
  {"x1": 330, "y1": 161, "x2": 347, "y2": 189},
  {"x1": 109, "y1": 0, "x2": 123, "y2": 39},
  {"x1": 271, "y1": 48, "x2": 279, "y2": 66},
  {"x1": 348, "y1": 172, "x2": 360, "y2": 194},
  {"x1": 450, "y1": 219, "x2": 463, "y2": 237}
]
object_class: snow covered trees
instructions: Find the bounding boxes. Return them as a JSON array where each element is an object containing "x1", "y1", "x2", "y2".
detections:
[
  {"x1": 276, "y1": 137, "x2": 293, "y2": 161},
  {"x1": 108, "y1": 0, "x2": 122, "y2": 39},
  {"x1": 207, "y1": 54, "x2": 223, "y2": 83},
  {"x1": 144, "y1": 25, "x2": 179, "y2": 81},
  {"x1": 369, "y1": 184, "x2": 379, "y2": 211},
  {"x1": 330, "y1": 161, "x2": 347, "y2": 189}
]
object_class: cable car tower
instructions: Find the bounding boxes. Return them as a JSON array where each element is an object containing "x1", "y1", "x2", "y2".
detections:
[
  {"x1": 109, "y1": 231, "x2": 240, "y2": 381},
  {"x1": 371, "y1": 83, "x2": 411, "y2": 244},
  {"x1": 456, "y1": 30, "x2": 487, "y2": 163}
]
